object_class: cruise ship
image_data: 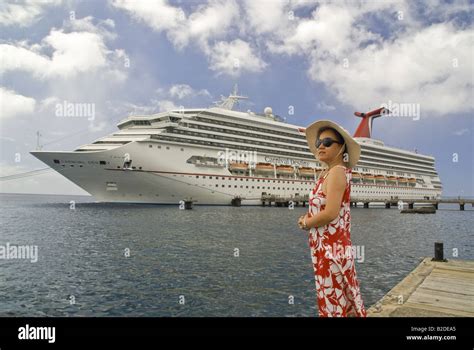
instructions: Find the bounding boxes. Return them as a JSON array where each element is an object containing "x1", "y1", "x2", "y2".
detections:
[{"x1": 31, "y1": 88, "x2": 442, "y2": 205}]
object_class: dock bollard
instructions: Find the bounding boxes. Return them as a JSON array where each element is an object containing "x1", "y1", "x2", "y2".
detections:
[
  {"x1": 432, "y1": 242, "x2": 447, "y2": 262},
  {"x1": 231, "y1": 197, "x2": 241, "y2": 207}
]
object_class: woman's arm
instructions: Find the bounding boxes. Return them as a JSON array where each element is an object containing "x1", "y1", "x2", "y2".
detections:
[{"x1": 304, "y1": 167, "x2": 346, "y2": 229}]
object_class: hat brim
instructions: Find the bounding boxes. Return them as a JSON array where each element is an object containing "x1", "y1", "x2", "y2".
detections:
[{"x1": 305, "y1": 120, "x2": 361, "y2": 168}]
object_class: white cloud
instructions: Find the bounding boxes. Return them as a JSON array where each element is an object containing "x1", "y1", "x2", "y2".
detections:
[
  {"x1": 267, "y1": 3, "x2": 387, "y2": 56},
  {"x1": 0, "y1": 17, "x2": 125, "y2": 80},
  {"x1": 169, "y1": 84, "x2": 211, "y2": 99},
  {"x1": 108, "y1": 83, "x2": 213, "y2": 117},
  {"x1": 38, "y1": 96, "x2": 61, "y2": 111},
  {"x1": 169, "y1": 84, "x2": 194, "y2": 99},
  {"x1": 243, "y1": 0, "x2": 289, "y2": 35},
  {"x1": 168, "y1": 0, "x2": 239, "y2": 49},
  {"x1": 112, "y1": 0, "x2": 256, "y2": 76},
  {"x1": 262, "y1": 1, "x2": 473, "y2": 116},
  {"x1": 2, "y1": 0, "x2": 471, "y2": 122},
  {"x1": 111, "y1": 0, "x2": 183, "y2": 32},
  {"x1": 112, "y1": 0, "x2": 239, "y2": 49},
  {"x1": 208, "y1": 39, "x2": 267, "y2": 76},
  {"x1": 0, "y1": 87, "x2": 36, "y2": 119},
  {"x1": 0, "y1": 44, "x2": 49, "y2": 77},
  {"x1": 44, "y1": 30, "x2": 108, "y2": 76},
  {"x1": 308, "y1": 22, "x2": 474, "y2": 115},
  {"x1": 157, "y1": 99, "x2": 179, "y2": 112},
  {"x1": 317, "y1": 101, "x2": 336, "y2": 111},
  {"x1": 0, "y1": 0, "x2": 62, "y2": 27},
  {"x1": 65, "y1": 16, "x2": 117, "y2": 40}
]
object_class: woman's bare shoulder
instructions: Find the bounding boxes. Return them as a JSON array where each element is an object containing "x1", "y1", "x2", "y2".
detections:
[
  {"x1": 329, "y1": 166, "x2": 346, "y2": 175},
  {"x1": 327, "y1": 166, "x2": 346, "y2": 185}
]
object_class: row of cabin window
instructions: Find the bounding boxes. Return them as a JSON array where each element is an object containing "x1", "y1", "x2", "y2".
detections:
[
  {"x1": 216, "y1": 185, "x2": 307, "y2": 190},
  {"x1": 149, "y1": 144, "x2": 184, "y2": 151},
  {"x1": 195, "y1": 175, "x2": 312, "y2": 184}
]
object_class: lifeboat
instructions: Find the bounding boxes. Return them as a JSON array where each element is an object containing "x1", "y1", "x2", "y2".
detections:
[
  {"x1": 229, "y1": 162, "x2": 248, "y2": 172},
  {"x1": 298, "y1": 167, "x2": 315, "y2": 177},
  {"x1": 408, "y1": 177, "x2": 417, "y2": 183},
  {"x1": 276, "y1": 165, "x2": 294, "y2": 175},
  {"x1": 255, "y1": 162, "x2": 274, "y2": 174},
  {"x1": 363, "y1": 173, "x2": 375, "y2": 180},
  {"x1": 386, "y1": 176, "x2": 397, "y2": 184},
  {"x1": 398, "y1": 177, "x2": 408, "y2": 183},
  {"x1": 375, "y1": 175, "x2": 386, "y2": 182},
  {"x1": 352, "y1": 172, "x2": 362, "y2": 181}
]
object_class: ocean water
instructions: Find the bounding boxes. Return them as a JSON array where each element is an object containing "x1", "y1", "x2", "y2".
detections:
[{"x1": 0, "y1": 193, "x2": 472, "y2": 317}]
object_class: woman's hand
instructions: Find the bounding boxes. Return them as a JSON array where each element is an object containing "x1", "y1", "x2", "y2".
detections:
[
  {"x1": 298, "y1": 215, "x2": 304, "y2": 229},
  {"x1": 298, "y1": 214, "x2": 310, "y2": 231}
]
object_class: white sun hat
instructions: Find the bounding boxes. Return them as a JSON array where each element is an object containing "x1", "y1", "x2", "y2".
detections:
[{"x1": 305, "y1": 120, "x2": 361, "y2": 169}]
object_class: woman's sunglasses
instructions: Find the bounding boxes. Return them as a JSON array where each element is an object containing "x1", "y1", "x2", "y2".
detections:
[{"x1": 316, "y1": 137, "x2": 342, "y2": 148}]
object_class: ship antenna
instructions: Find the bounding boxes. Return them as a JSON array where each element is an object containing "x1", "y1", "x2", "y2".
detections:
[
  {"x1": 36, "y1": 131, "x2": 43, "y2": 150},
  {"x1": 213, "y1": 84, "x2": 248, "y2": 110}
]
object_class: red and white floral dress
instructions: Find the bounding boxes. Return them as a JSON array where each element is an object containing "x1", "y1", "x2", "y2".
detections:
[{"x1": 307, "y1": 165, "x2": 366, "y2": 317}]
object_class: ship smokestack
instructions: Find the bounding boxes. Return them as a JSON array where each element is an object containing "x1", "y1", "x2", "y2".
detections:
[{"x1": 353, "y1": 107, "x2": 390, "y2": 138}]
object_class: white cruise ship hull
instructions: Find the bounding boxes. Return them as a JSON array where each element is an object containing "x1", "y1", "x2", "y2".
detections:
[{"x1": 31, "y1": 140, "x2": 441, "y2": 205}]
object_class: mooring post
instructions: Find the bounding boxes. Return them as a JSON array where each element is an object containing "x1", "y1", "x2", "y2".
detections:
[
  {"x1": 432, "y1": 242, "x2": 447, "y2": 262},
  {"x1": 231, "y1": 197, "x2": 241, "y2": 207}
]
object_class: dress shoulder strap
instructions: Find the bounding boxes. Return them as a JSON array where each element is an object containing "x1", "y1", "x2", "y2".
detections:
[{"x1": 333, "y1": 165, "x2": 347, "y2": 169}]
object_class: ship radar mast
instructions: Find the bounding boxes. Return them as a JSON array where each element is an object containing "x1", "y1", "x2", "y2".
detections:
[{"x1": 214, "y1": 84, "x2": 248, "y2": 110}]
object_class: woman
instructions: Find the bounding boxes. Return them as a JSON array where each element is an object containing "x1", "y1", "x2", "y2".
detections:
[{"x1": 298, "y1": 120, "x2": 366, "y2": 317}]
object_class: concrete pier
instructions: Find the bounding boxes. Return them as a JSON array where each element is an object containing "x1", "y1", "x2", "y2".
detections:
[
  {"x1": 261, "y1": 194, "x2": 308, "y2": 207},
  {"x1": 352, "y1": 198, "x2": 473, "y2": 211}
]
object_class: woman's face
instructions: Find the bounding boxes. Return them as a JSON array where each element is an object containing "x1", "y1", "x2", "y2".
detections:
[{"x1": 317, "y1": 129, "x2": 344, "y2": 164}]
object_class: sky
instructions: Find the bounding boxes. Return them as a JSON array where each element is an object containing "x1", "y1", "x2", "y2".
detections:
[{"x1": 0, "y1": 0, "x2": 473, "y2": 197}]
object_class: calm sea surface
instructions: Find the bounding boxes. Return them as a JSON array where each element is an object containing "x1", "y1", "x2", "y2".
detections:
[{"x1": 0, "y1": 193, "x2": 472, "y2": 317}]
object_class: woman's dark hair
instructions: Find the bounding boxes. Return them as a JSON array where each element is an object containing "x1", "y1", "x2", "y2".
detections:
[{"x1": 317, "y1": 126, "x2": 347, "y2": 153}]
